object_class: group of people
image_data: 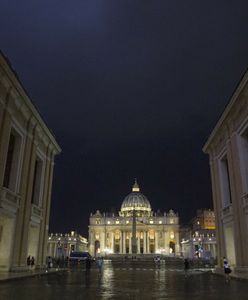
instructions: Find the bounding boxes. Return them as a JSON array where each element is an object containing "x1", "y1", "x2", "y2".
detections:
[{"x1": 27, "y1": 256, "x2": 35, "y2": 268}]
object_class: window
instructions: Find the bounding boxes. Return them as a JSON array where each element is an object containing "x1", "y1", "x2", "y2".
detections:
[
  {"x1": 31, "y1": 157, "x2": 43, "y2": 206},
  {"x1": 240, "y1": 131, "x2": 248, "y2": 192},
  {"x1": 3, "y1": 129, "x2": 23, "y2": 192},
  {"x1": 220, "y1": 156, "x2": 232, "y2": 207},
  {"x1": 3, "y1": 134, "x2": 15, "y2": 188}
]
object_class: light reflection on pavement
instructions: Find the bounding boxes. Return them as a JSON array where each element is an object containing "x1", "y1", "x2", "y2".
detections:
[{"x1": 1, "y1": 260, "x2": 248, "y2": 300}]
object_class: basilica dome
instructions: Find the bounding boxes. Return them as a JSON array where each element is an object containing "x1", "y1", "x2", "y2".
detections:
[{"x1": 120, "y1": 180, "x2": 152, "y2": 217}]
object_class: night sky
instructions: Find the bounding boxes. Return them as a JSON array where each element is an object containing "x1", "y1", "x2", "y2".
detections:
[{"x1": 1, "y1": 1, "x2": 248, "y2": 237}]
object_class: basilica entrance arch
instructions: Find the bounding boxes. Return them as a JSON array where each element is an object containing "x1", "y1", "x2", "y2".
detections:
[
  {"x1": 95, "y1": 240, "x2": 100, "y2": 255},
  {"x1": 149, "y1": 230, "x2": 155, "y2": 253},
  {"x1": 114, "y1": 230, "x2": 120, "y2": 253},
  {"x1": 169, "y1": 241, "x2": 175, "y2": 254}
]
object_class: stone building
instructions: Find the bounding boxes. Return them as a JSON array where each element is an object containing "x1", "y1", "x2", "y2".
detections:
[
  {"x1": 181, "y1": 209, "x2": 216, "y2": 259},
  {"x1": 203, "y1": 70, "x2": 248, "y2": 273},
  {"x1": 0, "y1": 52, "x2": 61, "y2": 271},
  {"x1": 88, "y1": 181, "x2": 180, "y2": 256},
  {"x1": 47, "y1": 231, "x2": 88, "y2": 259}
]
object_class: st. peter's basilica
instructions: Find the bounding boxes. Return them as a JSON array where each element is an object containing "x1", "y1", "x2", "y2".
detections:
[{"x1": 88, "y1": 181, "x2": 180, "y2": 256}]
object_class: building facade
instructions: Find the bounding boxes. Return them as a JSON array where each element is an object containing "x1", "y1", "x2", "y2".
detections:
[
  {"x1": 0, "y1": 52, "x2": 61, "y2": 271},
  {"x1": 88, "y1": 181, "x2": 180, "y2": 256},
  {"x1": 181, "y1": 209, "x2": 216, "y2": 259},
  {"x1": 203, "y1": 70, "x2": 248, "y2": 273},
  {"x1": 47, "y1": 231, "x2": 88, "y2": 258}
]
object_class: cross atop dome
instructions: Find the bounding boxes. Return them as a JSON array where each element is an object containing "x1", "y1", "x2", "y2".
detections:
[{"x1": 132, "y1": 178, "x2": 140, "y2": 192}]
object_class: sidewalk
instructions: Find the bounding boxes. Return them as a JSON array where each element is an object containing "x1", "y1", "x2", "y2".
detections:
[
  {"x1": 213, "y1": 267, "x2": 248, "y2": 281},
  {"x1": 0, "y1": 268, "x2": 67, "y2": 282}
]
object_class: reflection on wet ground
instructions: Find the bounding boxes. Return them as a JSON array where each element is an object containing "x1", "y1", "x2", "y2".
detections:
[{"x1": 1, "y1": 260, "x2": 248, "y2": 300}]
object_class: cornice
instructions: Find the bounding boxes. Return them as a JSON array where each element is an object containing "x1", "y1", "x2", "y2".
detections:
[
  {"x1": 0, "y1": 52, "x2": 61, "y2": 154},
  {"x1": 203, "y1": 70, "x2": 248, "y2": 153}
]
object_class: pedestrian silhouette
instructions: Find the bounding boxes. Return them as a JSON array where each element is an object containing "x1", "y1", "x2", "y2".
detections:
[
  {"x1": 96, "y1": 257, "x2": 103, "y2": 274},
  {"x1": 223, "y1": 257, "x2": 231, "y2": 282},
  {"x1": 27, "y1": 256, "x2": 31, "y2": 267},
  {"x1": 31, "y1": 256, "x2": 35, "y2": 268}
]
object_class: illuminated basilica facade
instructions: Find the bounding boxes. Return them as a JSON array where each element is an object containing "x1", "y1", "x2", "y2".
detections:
[{"x1": 88, "y1": 181, "x2": 180, "y2": 256}]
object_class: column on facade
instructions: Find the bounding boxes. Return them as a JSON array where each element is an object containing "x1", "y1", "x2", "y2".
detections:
[
  {"x1": 164, "y1": 231, "x2": 167, "y2": 253},
  {"x1": 210, "y1": 157, "x2": 226, "y2": 267},
  {"x1": 100, "y1": 231, "x2": 105, "y2": 253},
  {"x1": 213, "y1": 243, "x2": 217, "y2": 258},
  {"x1": 230, "y1": 134, "x2": 248, "y2": 267},
  {"x1": 12, "y1": 120, "x2": 38, "y2": 269},
  {"x1": 111, "y1": 232, "x2": 114, "y2": 253},
  {"x1": 53, "y1": 243, "x2": 57, "y2": 257},
  {"x1": 155, "y1": 231, "x2": 158, "y2": 253},
  {"x1": 90, "y1": 231, "x2": 95, "y2": 256},
  {"x1": 129, "y1": 233, "x2": 132, "y2": 253},
  {"x1": 175, "y1": 232, "x2": 180, "y2": 255},
  {"x1": 37, "y1": 147, "x2": 54, "y2": 267},
  {"x1": 147, "y1": 231, "x2": 150, "y2": 254},
  {"x1": 123, "y1": 231, "x2": 126, "y2": 254},
  {"x1": 120, "y1": 231, "x2": 123, "y2": 254},
  {"x1": 143, "y1": 231, "x2": 147, "y2": 254},
  {"x1": 137, "y1": 232, "x2": 140, "y2": 254}
]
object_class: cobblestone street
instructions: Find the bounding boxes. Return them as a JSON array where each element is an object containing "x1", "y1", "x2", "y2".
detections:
[{"x1": 1, "y1": 261, "x2": 248, "y2": 300}]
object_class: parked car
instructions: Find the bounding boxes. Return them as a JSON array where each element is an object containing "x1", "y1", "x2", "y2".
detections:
[{"x1": 69, "y1": 251, "x2": 91, "y2": 263}]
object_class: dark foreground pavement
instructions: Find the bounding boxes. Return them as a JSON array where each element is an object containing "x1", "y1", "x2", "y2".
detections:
[{"x1": 1, "y1": 260, "x2": 248, "y2": 300}]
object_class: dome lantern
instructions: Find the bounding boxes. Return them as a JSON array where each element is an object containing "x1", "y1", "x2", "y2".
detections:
[{"x1": 132, "y1": 179, "x2": 140, "y2": 192}]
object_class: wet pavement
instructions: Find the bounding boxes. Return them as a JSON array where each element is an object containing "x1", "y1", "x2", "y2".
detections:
[{"x1": 1, "y1": 260, "x2": 248, "y2": 300}]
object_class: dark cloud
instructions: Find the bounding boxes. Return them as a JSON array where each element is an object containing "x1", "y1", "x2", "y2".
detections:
[{"x1": 1, "y1": 0, "x2": 248, "y2": 236}]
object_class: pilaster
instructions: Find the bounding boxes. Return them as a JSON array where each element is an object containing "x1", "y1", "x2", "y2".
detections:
[
  {"x1": 147, "y1": 232, "x2": 150, "y2": 254},
  {"x1": 155, "y1": 231, "x2": 158, "y2": 253},
  {"x1": 211, "y1": 156, "x2": 226, "y2": 267},
  {"x1": 123, "y1": 231, "x2": 126, "y2": 254},
  {"x1": 143, "y1": 231, "x2": 147, "y2": 254},
  {"x1": 111, "y1": 232, "x2": 114, "y2": 253},
  {"x1": 0, "y1": 96, "x2": 11, "y2": 186},
  {"x1": 129, "y1": 234, "x2": 132, "y2": 253},
  {"x1": 137, "y1": 234, "x2": 140, "y2": 254},
  {"x1": 229, "y1": 134, "x2": 248, "y2": 266},
  {"x1": 37, "y1": 148, "x2": 54, "y2": 267},
  {"x1": 11, "y1": 119, "x2": 37, "y2": 270}
]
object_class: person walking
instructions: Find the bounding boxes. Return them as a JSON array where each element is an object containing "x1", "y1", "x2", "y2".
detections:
[
  {"x1": 96, "y1": 257, "x2": 103, "y2": 274},
  {"x1": 223, "y1": 257, "x2": 232, "y2": 282}
]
